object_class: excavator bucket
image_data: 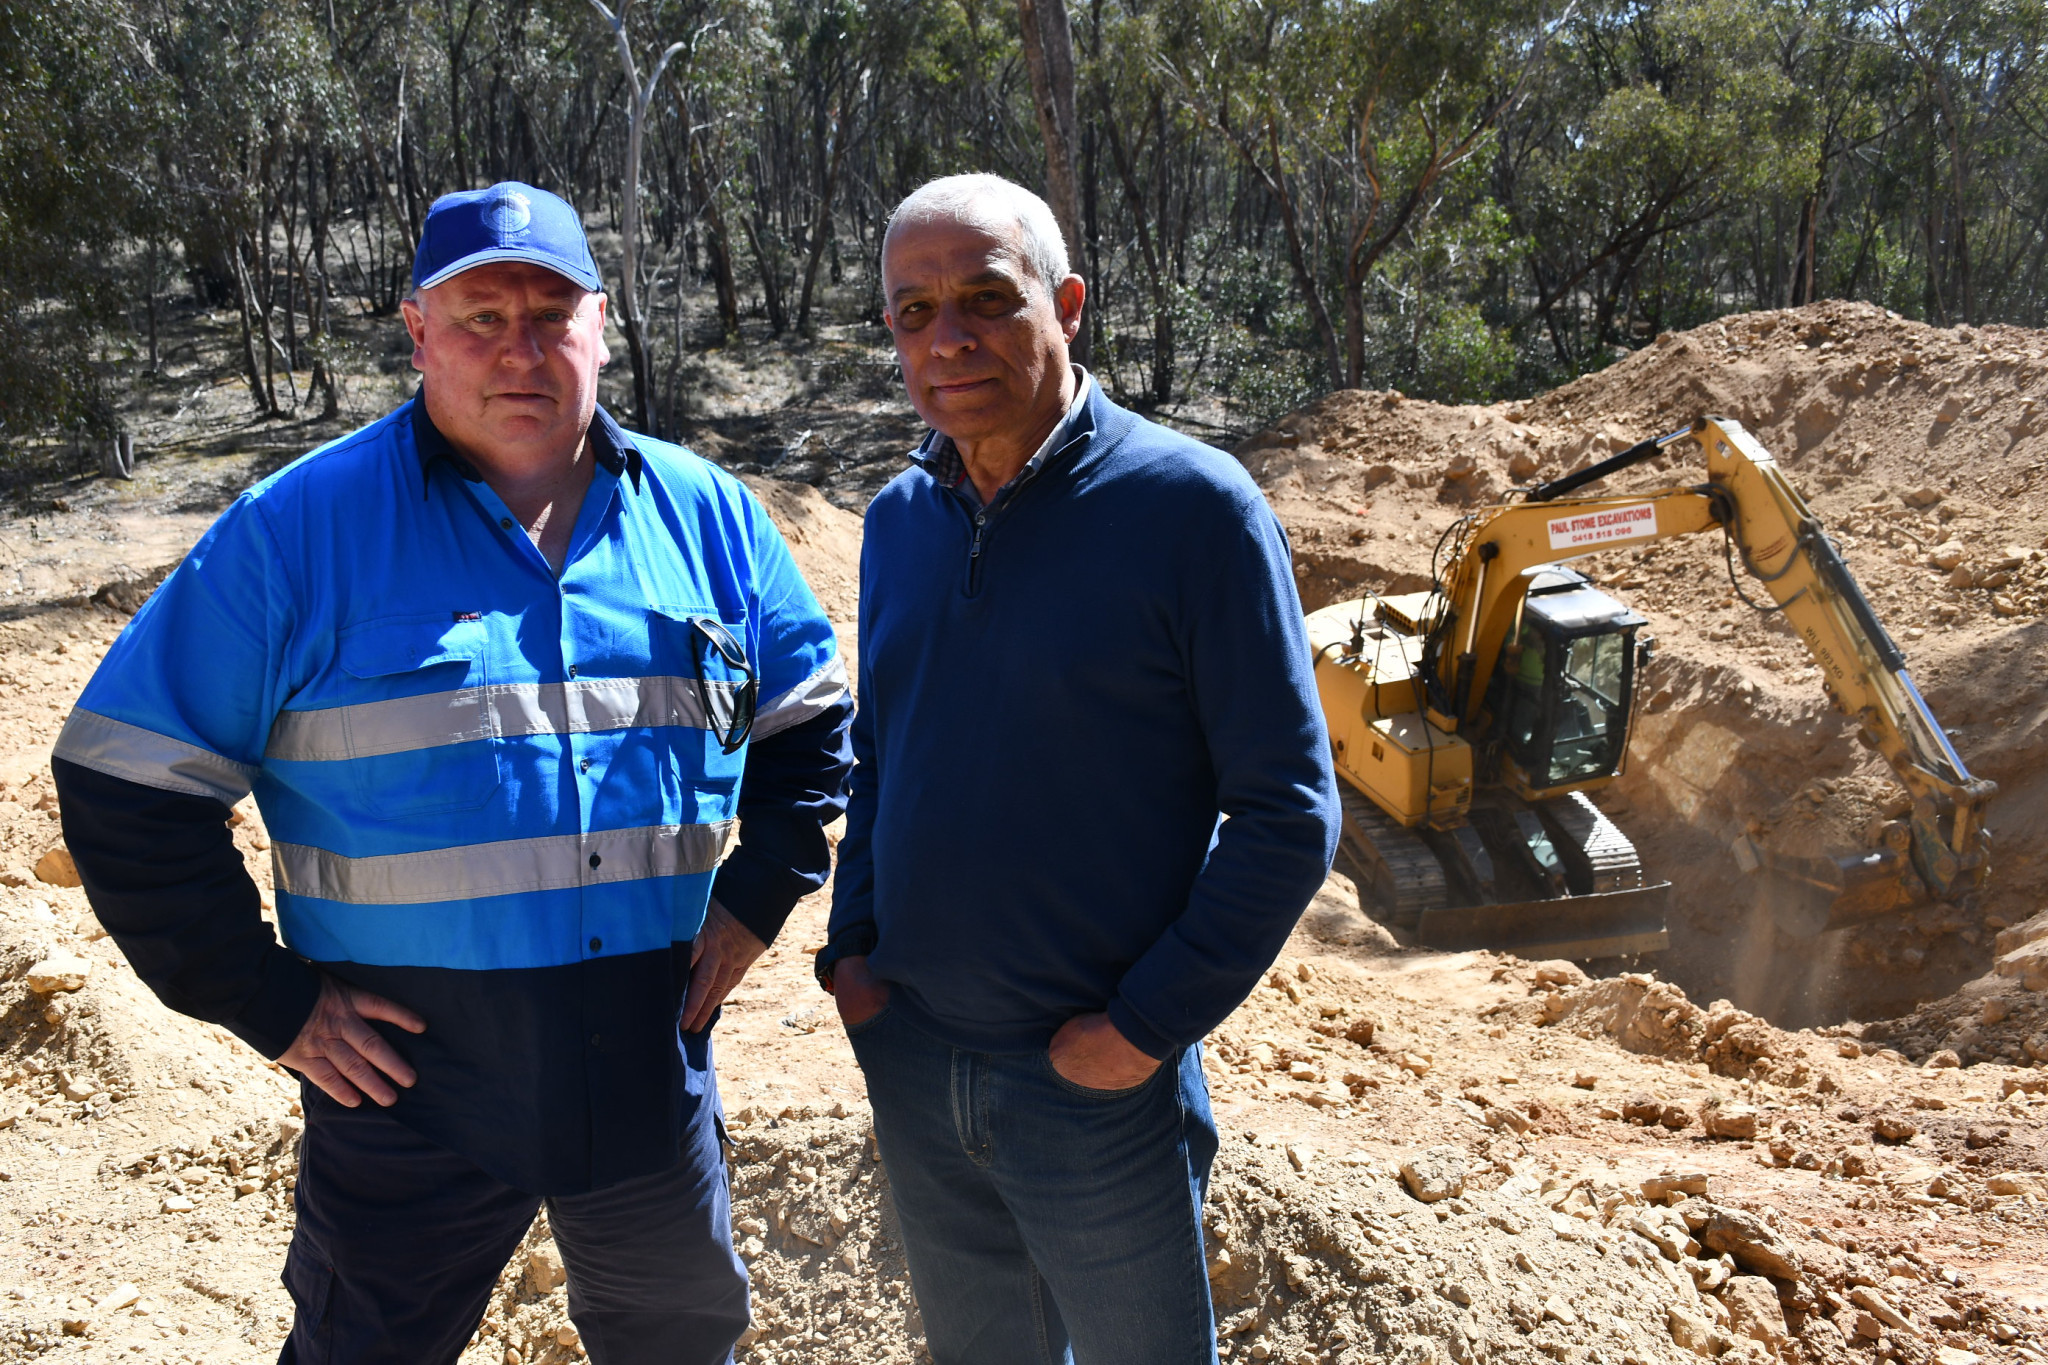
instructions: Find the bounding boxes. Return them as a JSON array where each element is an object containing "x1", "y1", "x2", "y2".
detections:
[
  {"x1": 1415, "y1": 885, "x2": 1672, "y2": 960},
  {"x1": 1730, "y1": 835, "x2": 1925, "y2": 935}
]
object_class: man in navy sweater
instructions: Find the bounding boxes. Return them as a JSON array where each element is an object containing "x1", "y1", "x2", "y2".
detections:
[{"x1": 818, "y1": 173, "x2": 1339, "y2": 1364}]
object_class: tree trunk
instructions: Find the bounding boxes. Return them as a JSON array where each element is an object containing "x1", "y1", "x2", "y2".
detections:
[
  {"x1": 230, "y1": 242, "x2": 273, "y2": 416},
  {"x1": 1017, "y1": 0, "x2": 1090, "y2": 365},
  {"x1": 1102, "y1": 110, "x2": 1173, "y2": 406},
  {"x1": 309, "y1": 152, "x2": 341, "y2": 419},
  {"x1": 690, "y1": 128, "x2": 741, "y2": 336},
  {"x1": 744, "y1": 210, "x2": 789, "y2": 335},
  {"x1": 282, "y1": 161, "x2": 302, "y2": 372},
  {"x1": 617, "y1": 62, "x2": 657, "y2": 437},
  {"x1": 101, "y1": 433, "x2": 134, "y2": 480},
  {"x1": 1224, "y1": 117, "x2": 1342, "y2": 390},
  {"x1": 396, "y1": 55, "x2": 420, "y2": 257},
  {"x1": 444, "y1": 0, "x2": 475, "y2": 190},
  {"x1": 144, "y1": 238, "x2": 160, "y2": 375},
  {"x1": 589, "y1": 2, "x2": 688, "y2": 435},
  {"x1": 796, "y1": 108, "x2": 848, "y2": 336},
  {"x1": 1791, "y1": 188, "x2": 1819, "y2": 306}
]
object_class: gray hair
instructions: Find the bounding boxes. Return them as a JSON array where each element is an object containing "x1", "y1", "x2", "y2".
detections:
[{"x1": 885, "y1": 174, "x2": 1073, "y2": 292}]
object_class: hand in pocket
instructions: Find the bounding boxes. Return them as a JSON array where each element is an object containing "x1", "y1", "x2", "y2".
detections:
[
  {"x1": 1047, "y1": 1013, "x2": 1161, "y2": 1091},
  {"x1": 832, "y1": 956, "x2": 891, "y2": 1029}
]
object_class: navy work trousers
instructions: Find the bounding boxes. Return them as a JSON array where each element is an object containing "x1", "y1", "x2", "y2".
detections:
[
  {"x1": 277, "y1": 1036, "x2": 749, "y2": 1365},
  {"x1": 848, "y1": 1004, "x2": 1219, "y2": 1365}
]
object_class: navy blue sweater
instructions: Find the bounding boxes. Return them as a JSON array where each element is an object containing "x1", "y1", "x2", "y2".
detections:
[{"x1": 830, "y1": 385, "x2": 1339, "y2": 1059}]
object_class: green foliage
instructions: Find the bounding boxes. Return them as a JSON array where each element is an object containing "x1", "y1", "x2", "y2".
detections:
[
  {"x1": 1198, "y1": 244, "x2": 1330, "y2": 431},
  {"x1": 0, "y1": 0, "x2": 157, "y2": 446},
  {"x1": 7, "y1": 0, "x2": 2048, "y2": 450}
]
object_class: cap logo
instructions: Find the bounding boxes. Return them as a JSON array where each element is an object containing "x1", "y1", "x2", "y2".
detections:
[{"x1": 484, "y1": 190, "x2": 532, "y2": 237}]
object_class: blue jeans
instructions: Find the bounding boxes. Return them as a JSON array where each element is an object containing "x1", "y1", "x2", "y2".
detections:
[{"x1": 849, "y1": 1004, "x2": 1219, "y2": 1365}]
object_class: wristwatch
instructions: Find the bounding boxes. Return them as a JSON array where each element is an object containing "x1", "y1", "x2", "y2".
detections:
[{"x1": 813, "y1": 924, "x2": 878, "y2": 993}]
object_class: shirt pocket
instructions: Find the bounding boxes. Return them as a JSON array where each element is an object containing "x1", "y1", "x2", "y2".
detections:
[
  {"x1": 335, "y1": 614, "x2": 501, "y2": 821},
  {"x1": 643, "y1": 606, "x2": 751, "y2": 818},
  {"x1": 647, "y1": 605, "x2": 754, "y2": 745}
]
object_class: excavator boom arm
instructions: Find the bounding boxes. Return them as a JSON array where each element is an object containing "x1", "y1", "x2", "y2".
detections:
[{"x1": 1431, "y1": 416, "x2": 1992, "y2": 904}]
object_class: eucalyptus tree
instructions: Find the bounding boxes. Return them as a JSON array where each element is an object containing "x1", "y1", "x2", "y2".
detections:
[
  {"x1": 1494, "y1": 0, "x2": 1808, "y2": 371},
  {"x1": 589, "y1": 0, "x2": 697, "y2": 433},
  {"x1": 1171, "y1": 0, "x2": 1566, "y2": 390},
  {"x1": 0, "y1": 0, "x2": 162, "y2": 454}
]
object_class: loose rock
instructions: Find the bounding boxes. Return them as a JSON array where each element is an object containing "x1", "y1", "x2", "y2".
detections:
[
  {"x1": 526, "y1": 1243, "x2": 566, "y2": 1293},
  {"x1": 1690, "y1": 1204, "x2": 1802, "y2": 1281},
  {"x1": 1641, "y1": 1171, "x2": 1710, "y2": 1201},
  {"x1": 25, "y1": 950, "x2": 91, "y2": 994},
  {"x1": 1702, "y1": 1099, "x2": 1759, "y2": 1139},
  {"x1": 1722, "y1": 1275, "x2": 1790, "y2": 1348},
  {"x1": 1398, "y1": 1144, "x2": 1466, "y2": 1203},
  {"x1": 1850, "y1": 1285, "x2": 1915, "y2": 1334},
  {"x1": 34, "y1": 845, "x2": 80, "y2": 887}
]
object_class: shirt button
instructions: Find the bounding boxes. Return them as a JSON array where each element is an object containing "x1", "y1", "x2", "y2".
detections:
[
  {"x1": 579, "y1": 758, "x2": 592, "y2": 773},
  {"x1": 568, "y1": 665, "x2": 578, "y2": 678},
  {"x1": 589, "y1": 936, "x2": 603, "y2": 952},
  {"x1": 588, "y1": 853, "x2": 602, "y2": 869},
  {"x1": 589, "y1": 1033, "x2": 601, "y2": 1047},
  {"x1": 499, "y1": 517, "x2": 513, "y2": 530}
]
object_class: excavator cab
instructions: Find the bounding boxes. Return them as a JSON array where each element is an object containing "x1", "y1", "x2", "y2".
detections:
[{"x1": 1492, "y1": 570, "x2": 1646, "y2": 800}]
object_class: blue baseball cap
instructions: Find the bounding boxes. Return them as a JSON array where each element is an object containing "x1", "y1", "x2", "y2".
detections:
[{"x1": 412, "y1": 182, "x2": 603, "y2": 293}]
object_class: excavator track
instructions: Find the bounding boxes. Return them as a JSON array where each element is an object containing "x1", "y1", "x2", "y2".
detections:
[
  {"x1": 1415, "y1": 790, "x2": 1669, "y2": 959},
  {"x1": 1336, "y1": 786, "x2": 1448, "y2": 927},
  {"x1": 1337, "y1": 784, "x2": 1664, "y2": 955},
  {"x1": 1540, "y1": 792, "x2": 1645, "y2": 894}
]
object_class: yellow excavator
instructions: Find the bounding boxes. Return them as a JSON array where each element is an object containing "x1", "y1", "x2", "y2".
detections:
[{"x1": 1308, "y1": 415, "x2": 1996, "y2": 959}]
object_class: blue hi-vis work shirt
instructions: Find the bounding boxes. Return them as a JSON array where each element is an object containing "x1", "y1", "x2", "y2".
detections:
[{"x1": 53, "y1": 397, "x2": 847, "y2": 1193}]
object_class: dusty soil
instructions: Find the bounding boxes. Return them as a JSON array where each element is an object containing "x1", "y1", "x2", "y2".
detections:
[{"x1": 0, "y1": 300, "x2": 2044, "y2": 1365}]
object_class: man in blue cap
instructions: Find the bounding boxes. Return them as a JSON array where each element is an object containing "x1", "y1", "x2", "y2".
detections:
[{"x1": 53, "y1": 182, "x2": 853, "y2": 1364}]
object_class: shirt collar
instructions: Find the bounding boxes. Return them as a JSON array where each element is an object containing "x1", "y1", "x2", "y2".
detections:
[
  {"x1": 410, "y1": 390, "x2": 643, "y2": 497},
  {"x1": 910, "y1": 366, "x2": 1095, "y2": 499}
]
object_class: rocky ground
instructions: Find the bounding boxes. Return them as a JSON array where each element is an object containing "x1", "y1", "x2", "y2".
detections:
[
  {"x1": 7, "y1": 849, "x2": 2047, "y2": 1365},
  {"x1": 0, "y1": 300, "x2": 2043, "y2": 1364}
]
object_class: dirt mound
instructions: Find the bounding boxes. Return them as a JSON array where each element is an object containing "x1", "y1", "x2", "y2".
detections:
[
  {"x1": 719, "y1": 1109, "x2": 919, "y2": 1364},
  {"x1": 456, "y1": 1111, "x2": 917, "y2": 1365},
  {"x1": 1237, "y1": 301, "x2": 2048, "y2": 1028},
  {"x1": 737, "y1": 476, "x2": 864, "y2": 629},
  {"x1": 87, "y1": 565, "x2": 175, "y2": 617},
  {"x1": 707, "y1": 1104, "x2": 2033, "y2": 1365},
  {"x1": 8, "y1": 840, "x2": 2047, "y2": 1362}
]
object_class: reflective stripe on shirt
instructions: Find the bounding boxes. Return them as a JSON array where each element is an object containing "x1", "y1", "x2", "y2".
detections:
[
  {"x1": 753, "y1": 654, "x2": 849, "y2": 741},
  {"x1": 272, "y1": 820, "x2": 738, "y2": 905},
  {"x1": 258, "y1": 652, "x2": 852, "y2": 761},
  {"x1": 57, "y1": 709, "x2": 258, "y2": 805},
  {"x1": 263, "y1": 675, "x2": 747, "y2": 761},
  {"x1": 58, "y1": 397, "x2": 845, "y2": 964}
]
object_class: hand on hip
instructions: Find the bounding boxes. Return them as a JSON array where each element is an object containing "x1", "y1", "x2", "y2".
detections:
[{"x1": 279, "y1": 975, "x2": 426, "y2": 1107}]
